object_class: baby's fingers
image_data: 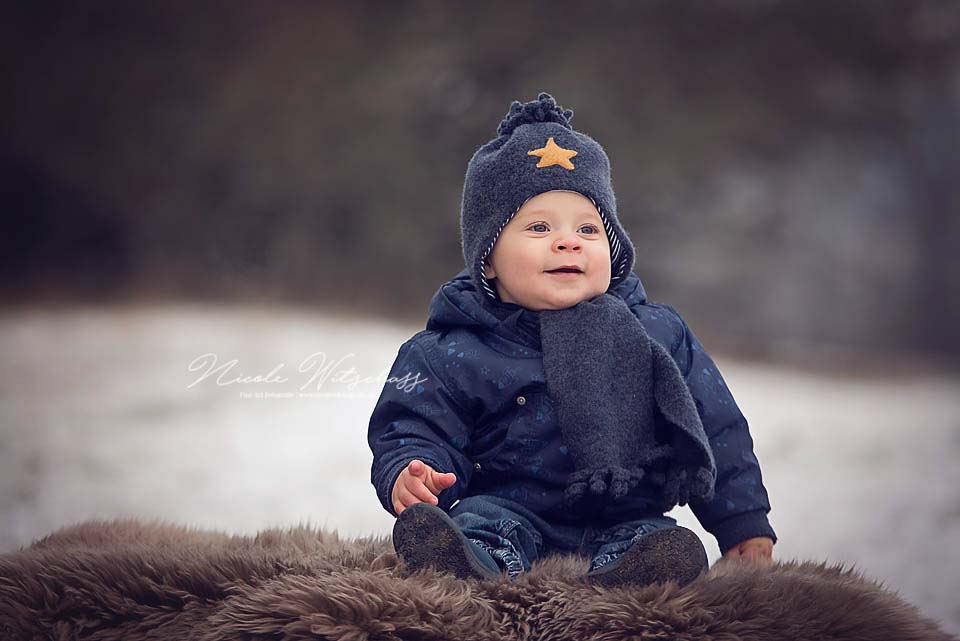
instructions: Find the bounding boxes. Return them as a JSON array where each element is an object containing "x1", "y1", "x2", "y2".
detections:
[
  {"x1": 394, "y1": 486, "x2": 422, "y2": 513},
  {"x1": 407, "y1": 460, "x2": 425, "y2": 477},
  {"x1": 404, "y1": 478, "x2": 439, "y2": 506},
  {"x1": 722, "y1": 546, "x2": 742, "y2": 559},
  {"x1": 434, "y1": 471, "x2": 457, "y2": 488}
]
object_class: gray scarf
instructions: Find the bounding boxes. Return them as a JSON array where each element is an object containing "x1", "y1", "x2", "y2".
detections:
[{"x1": 538, "y1": 294, "x2": 717, "y2": 510}]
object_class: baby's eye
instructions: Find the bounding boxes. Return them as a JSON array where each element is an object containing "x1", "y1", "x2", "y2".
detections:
[
  {"x1": 529, "y1": 223, "x2": 549, "y2": 232},
  {"x1": 579, "y1": 225, "x2": 599, "y2": 234}
]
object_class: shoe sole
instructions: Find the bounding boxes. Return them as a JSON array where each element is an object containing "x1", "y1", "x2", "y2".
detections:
[
  {"x1": 392, "y1": 503, "x2": 502, "y2": 581},
  {"x1": 585, "y1": 526, "x2": 708, "y2": 589}
]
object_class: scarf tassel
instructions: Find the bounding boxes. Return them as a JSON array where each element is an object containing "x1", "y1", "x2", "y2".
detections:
[
  {"x1": 563, "y1": 461, "x2": 715, "y2": 507},
  {"x1": 562, "y1": 444, "x2": 682, "y2": 505},
  {"x1": 653, "y1": 465, "x2": 716, "y2": 507}
]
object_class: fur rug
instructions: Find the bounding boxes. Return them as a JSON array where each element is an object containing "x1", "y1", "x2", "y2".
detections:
[{"x1": 0, "y1": 519, "x2": 954, "y2": 641}]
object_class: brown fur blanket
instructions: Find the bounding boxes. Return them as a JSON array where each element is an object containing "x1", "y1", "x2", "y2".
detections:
[{"x1": 0, "y1": 519, "x2": 953, "y2": 641}]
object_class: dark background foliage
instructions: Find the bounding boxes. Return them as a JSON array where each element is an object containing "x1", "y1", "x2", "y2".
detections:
[{"x1": 4, "y1": 0, "x2": 958, "y2": 366}]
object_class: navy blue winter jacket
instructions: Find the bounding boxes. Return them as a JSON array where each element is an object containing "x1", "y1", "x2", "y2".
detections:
[{"x1": 368, "y1": 269, "x2": 777, "y2": 553}]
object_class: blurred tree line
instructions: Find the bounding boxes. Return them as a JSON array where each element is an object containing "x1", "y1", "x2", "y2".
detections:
[{"x1": 3, "y1": 1, "x2": 958, "y2": 364}]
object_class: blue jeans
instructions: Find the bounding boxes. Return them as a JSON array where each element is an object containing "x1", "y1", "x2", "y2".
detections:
[{"x1": 448, "y1": 494, "x2": 680, "y2": 580}]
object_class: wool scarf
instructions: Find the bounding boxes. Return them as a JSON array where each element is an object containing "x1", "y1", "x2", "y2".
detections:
[{"x1": 538, "y1": 293, "x2": 718, "y2": 509}]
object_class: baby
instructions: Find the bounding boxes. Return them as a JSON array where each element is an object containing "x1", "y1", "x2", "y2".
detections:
[{"x1": 368, "y1": 92, "x2": 776, "y2": 586}]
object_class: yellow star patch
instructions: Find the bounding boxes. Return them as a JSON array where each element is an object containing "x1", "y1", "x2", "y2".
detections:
[{"x1": 527, "y1": 136, "x2": 577, "y2": 170}]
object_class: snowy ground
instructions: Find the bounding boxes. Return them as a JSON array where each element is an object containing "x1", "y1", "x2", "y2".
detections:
[{"x1": 1, "y1": 303, "x2": 958, "y2": 634}]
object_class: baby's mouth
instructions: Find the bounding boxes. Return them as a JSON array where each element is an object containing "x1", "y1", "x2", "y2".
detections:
[{"x1": 546, "y1": 268, "x2": 584, "y2": 279}]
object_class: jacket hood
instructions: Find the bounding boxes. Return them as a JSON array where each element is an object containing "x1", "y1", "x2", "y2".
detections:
[{"x1": 425, "y1": 268, "x2": 648, "y2": 347}]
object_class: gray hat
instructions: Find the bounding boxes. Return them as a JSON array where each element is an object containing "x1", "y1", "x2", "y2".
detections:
[{"x1": 459, "y1": 92, "x2": 636, "y2": 300}]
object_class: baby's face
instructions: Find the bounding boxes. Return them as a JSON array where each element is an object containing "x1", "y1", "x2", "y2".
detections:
[{"x1": 483, "y1": 190, "x2": 612, "y2": 311}]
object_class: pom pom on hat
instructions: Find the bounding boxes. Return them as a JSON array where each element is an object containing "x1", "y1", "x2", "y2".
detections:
[{"x1": 497, "y1": 92, "x2": 575, "y2": 137}]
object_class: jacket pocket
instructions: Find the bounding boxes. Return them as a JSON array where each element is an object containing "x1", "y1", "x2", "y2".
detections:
[
  {"x1": 471, "y1": 386, "x2": 552, "y2": 475},
  {"x1": 469, "y1": 389, "x2": 524, "y2": 465}
]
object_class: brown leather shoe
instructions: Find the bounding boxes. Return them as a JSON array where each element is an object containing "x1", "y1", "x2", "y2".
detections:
[{"x1": 584, "y1": 526, "x2": 708, "y2": 588}]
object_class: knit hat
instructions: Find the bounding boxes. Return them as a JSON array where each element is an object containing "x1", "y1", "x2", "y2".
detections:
[{"x1": 459, "y1": 92, "x2": 636, "y2": 300}]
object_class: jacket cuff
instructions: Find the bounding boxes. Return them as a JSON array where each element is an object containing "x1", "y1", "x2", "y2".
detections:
[{"x1": 709, "y1": 510, "x2": 778, "y2": 554}]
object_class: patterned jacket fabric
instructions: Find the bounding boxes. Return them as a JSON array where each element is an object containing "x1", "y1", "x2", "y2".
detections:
[{"x1": 368, "y1": 269, "x2": 777, "y2": 553}]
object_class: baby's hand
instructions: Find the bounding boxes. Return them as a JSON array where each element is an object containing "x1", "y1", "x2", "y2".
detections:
[
  {"x1": 722, "y1": 536, "x2": 774, "y2": 565},
  {"x1": 391, "y1": 459, "x2": 457, "y2": 516}
]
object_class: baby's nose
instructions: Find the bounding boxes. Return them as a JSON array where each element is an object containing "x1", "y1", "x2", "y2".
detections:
[{"x1": 553, "y1": 235, "x2": 582, "y2": 252}]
